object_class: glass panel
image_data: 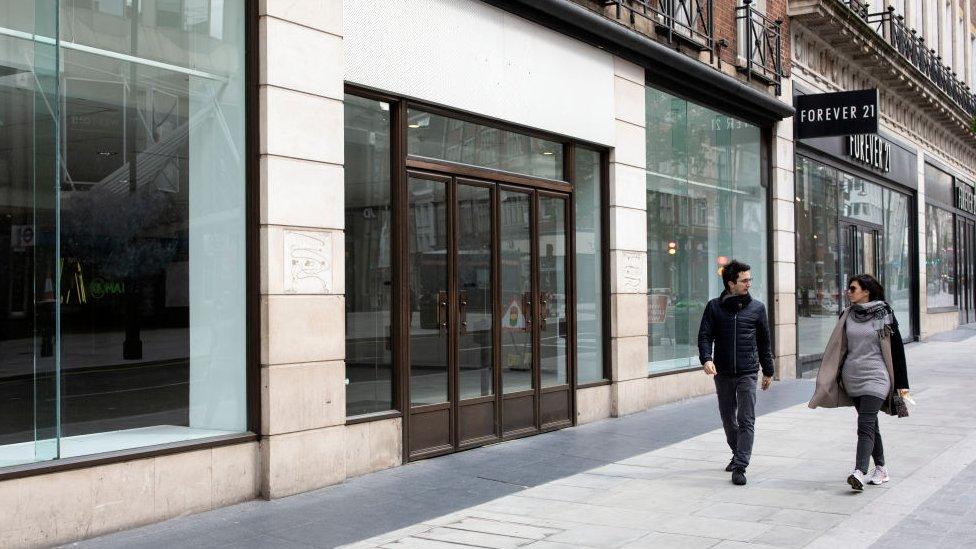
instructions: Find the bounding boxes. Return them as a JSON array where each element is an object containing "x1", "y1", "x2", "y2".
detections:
[
  {"x1": 408, "y1": 177, "x2": 449, "y2": 405},
  {"x1": 795, "y1": 157, "x2": 841, "y2": 359},
  {"x1": 882, "y1": 188, "x2": 913, "y2": 334},
  {"x1": 407, "y1": 109, "x2": 563, "y2": 180},
  {"x1": 500, "y1": 190, "x2": 533, "y2": 393},
  {"x1": 0, "y1": 0, "x2": 60, "y2": 467},
  {"x1": 457, "y1": 184, "x2": 493, "y2": 400},
  {"x1": 926, "y1": 205, "x2": 956, "y2": 308},
  {"x1": 841, "y1": 175, "x2": 883, "y2": 225},
  {"x1": 839, "y1": 225, "x2": 855, "y2": 300},
  {"x1": 344, "y1": 95, "x2": 394, "y2": 416},
  {"x1": 539, "y1": 195, "x2": 568, "y2": 388},
  {"x1": 645, "y1": 87, "x2": 766, "y2": 375},
  {"x1": 56, "y1": 0, "x2": 247, "y2": 457},
  {"x1": 862, "y1": 230, "x2": 877, "y2": 276},
  {"x1": 956, "y1": 218, "x2": 971, "y2": 322},
  {"x1": 924, "y1": 162, "x2": 954, "y2": 205},
  {"x1": 574, "y1": 148, "x2": 604, "y2": 384}
]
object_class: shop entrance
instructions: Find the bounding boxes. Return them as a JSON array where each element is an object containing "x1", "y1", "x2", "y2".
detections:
[
  {"x1": 404, "y1": 171, "x2": 573, "y2": 460},
  {"x1": 839, "y1": 221, "x2": 881, "y2": 287},
  {"x1": 957, "y1": 217, "x2": 976, "y2": 324}
]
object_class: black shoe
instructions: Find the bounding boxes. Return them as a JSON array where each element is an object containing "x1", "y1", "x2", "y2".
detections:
[
  {"x1": 725, "y1": 460, "x2": 735, "y2": 472},
  {"x1": 732, "y1": 468, "x2": 747, "y2": 486}
]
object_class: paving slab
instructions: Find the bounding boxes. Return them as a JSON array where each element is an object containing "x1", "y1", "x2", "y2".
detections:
[{"x1": 67, "y1": 329, "x2": 976, "y2": 549}]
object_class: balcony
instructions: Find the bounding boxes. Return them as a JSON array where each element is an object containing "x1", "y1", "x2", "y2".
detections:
[
  {"x1": 790, "y1": 0, "x2": 976, "y2": 140},
  {"x1": 736, "y1": 0, "x2": 785, "y2": 94},
  {"x1": 600, "y1": 0, "x2": 715, "y2": 54},
  {"x1": 860, "y1": 4, "x2": 976, "y2": 119}
]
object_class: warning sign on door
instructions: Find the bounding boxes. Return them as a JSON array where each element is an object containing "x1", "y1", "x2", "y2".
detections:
[{"x1": 502, "y1": 296, "x2": 527, "y2": 332}]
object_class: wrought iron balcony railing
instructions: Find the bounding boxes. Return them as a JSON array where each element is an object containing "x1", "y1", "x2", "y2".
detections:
[
  {"x1": 601, "y1": 0, "x2": 714, "y2": 54},
  {"x1": 849, "y1": 3, "x2": 976, "y2": 119},
  {"x1": 845, "y1": 0, "x2": 869, "y2": 19},
  {"x1": 736, "y1": 0, "x2": 784, "y2": 94}
]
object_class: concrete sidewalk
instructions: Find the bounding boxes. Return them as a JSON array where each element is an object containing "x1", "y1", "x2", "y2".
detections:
[{"x1": 69, "y1": 329, "x2": 976, "y2": 549}]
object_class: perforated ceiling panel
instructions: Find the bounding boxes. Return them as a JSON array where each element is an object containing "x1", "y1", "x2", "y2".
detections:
[{"x1": 344, "y1": 0, "x2": 616, "y2": 146}]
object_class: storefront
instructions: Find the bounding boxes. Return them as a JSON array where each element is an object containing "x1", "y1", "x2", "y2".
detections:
[
  {"x1": 0, "y1": 1, "x2": 249, "y2": 468},
  {"x1": 0, "y1": 1, "x2": 795, "y2": 544},
  {"x1": 923, "y1": 159, "x2": 976, "y2": 325},
  {"x1": 794, "y1": 131, "x2": 918, "y2": 374},
  {"x1": 343, "y1": 89, "x2": 607, "y2": 459}
]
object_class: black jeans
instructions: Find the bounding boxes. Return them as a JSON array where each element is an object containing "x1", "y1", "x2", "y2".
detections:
[
  {"x1": 714, "y1": 373, "x2": 757, "y2": 470},
  {"x1": 852, "y1": 395, "x2": 885, "y2": 474}
]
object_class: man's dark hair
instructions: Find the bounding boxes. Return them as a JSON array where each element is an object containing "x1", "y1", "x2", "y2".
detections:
[
  {"x1": 848, "y1": 273, "x2": 886, "y2": 302},
  {"x1": 721, "y1": 260, "x2": 751, "y2": 291}
]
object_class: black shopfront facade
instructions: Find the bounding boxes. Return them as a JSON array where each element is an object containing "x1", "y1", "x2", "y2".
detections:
[
  {"x1": 923, "y1": 157, "x2": 976, "y2": 325},
  {"x1": 794, "y1": 130, "x2": 920, "y2": 375}
]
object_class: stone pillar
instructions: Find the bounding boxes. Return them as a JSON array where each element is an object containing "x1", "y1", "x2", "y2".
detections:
[
  {"x1": 965, "y1": 0, "x2": 973, "y2": 87},
  {"x1": 608, "y1": 58, "x2": 650, "y2": 416},
  {"x1": 771, "y1": 78, "x2": 797, "y2": 379},
  {"x1": 257, "y1": 1, "x2": 348, "y2": 499},
  {"x1": 916, "y1": 144, "x2": 930, "y2": 338}
]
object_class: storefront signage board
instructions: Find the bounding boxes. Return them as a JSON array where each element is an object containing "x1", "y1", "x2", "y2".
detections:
[
  {"x1": 800, "y1": 132, "x2": 917, "y2": 190},
  {"x1": 956, "y1": 182, "x2": 976, "y2": 215},
  {"x1": 794, "y1": 89, "x2": 879, "y2": 139},
  {"x1": 846, "y1": 134, "x2": 890, "y2": 172}
]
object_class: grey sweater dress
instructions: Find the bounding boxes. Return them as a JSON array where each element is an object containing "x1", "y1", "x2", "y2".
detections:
[{"x1": 841, "y1": 317, "x2": 890, "y2": 400}]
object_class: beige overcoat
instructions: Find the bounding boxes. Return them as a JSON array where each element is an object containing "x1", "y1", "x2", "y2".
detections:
[{"x1": 808, "y1": 308, "x2": 897, "y2": 411}]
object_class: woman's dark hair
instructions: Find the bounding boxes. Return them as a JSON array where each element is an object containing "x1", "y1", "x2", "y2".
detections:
[
  {"x1": 848, "y1": 273, "x2": 886, "y2": 302},
  {"x1": 721, "y1": 259, "x2": 751, "y2": 290}
]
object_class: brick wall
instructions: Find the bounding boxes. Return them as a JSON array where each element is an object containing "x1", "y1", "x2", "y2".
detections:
[
  {"x1": 575, "y1": 0, "x2": 790, "y2": 89},
  {"x1": 713, "y1": 0, "x2": 791, "y2": 78}
]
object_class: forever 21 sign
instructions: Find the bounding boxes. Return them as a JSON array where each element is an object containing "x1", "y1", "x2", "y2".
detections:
[{"x1": 794, "y1": 89, "x2": 879, "y2": 139}]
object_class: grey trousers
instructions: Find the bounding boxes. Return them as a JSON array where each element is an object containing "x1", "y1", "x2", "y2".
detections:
[
  {"x1": 851, "y1": 395, "x2": 885, "y2": 474},
  {"x1": 714, "y1": 373, "x2": 758, "y2": 470}
]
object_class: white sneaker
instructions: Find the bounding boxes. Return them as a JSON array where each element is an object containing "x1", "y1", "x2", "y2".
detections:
[
  {"x1": 868, "y1": 466, "x2": 889, "y2": 485},
  {"x1": 847, "y1": 469, "x2": 866, "y2": 491}
]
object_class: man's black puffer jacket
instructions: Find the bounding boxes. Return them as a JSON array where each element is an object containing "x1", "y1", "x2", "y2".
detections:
[{"x1": 697, "y1": 292, "x2": 774, "y2": 377}]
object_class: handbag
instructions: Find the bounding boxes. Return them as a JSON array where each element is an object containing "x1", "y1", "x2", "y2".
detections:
[
  {"x1": 892, "y1": 393, "x2": 910, "y2": 418},
  {"x1": 886, "y1": 391, "x2": 910, "y2": 418}
]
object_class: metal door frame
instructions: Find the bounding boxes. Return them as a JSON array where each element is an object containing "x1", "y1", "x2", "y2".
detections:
[{"x1": 402, "y1": 165, "x2": 576, "y2": 461}]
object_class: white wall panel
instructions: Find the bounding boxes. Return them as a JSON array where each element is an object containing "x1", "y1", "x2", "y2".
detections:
[{"x1": 344, "y1": 0, "x2": 616, "y2": 146}]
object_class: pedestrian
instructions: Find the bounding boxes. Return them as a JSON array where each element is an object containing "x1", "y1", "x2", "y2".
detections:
[
  {"x1": 808, "y1": 274, "x2": 910, "y2": 492},
  {"x1": 698, "y1": 259, "x2": 775, "y2": 486}
]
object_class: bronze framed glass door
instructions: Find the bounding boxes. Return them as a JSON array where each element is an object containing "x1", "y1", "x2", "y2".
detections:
[
  {"x1": 499, "y1": 187, "x2": 535, "y2": 436},
  {"x1": 405, "y1": 172, "x2": 572, "y2": 459},
  {"x1": 537, "y1": 193, "x2": 572, "y2": 429}
]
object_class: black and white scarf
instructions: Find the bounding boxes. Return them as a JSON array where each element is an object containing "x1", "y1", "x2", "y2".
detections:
[{"x1": 850, "y1": 300, "x2": 894, "y2": 336}]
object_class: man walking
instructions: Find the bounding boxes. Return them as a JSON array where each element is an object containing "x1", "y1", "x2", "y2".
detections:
[{"x1": 698, "y1": 260, "x2": 774, "y2": 486}]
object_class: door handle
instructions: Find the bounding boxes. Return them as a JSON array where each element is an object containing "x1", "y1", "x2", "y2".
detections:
[
  {"x1": 522, "y1": 292, "x2": 532, "y2": 331},
  {"x1": 437, "y1": 290, "x2": 448, "y2": 334},
  {"x1": 539, "y1": 292, "x2": 551, "y2": 331},
  {"x1": 458, "y1": 290, "x2": 468, "y2": 335}
]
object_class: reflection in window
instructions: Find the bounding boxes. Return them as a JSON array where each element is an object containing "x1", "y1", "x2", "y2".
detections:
[
  {"x1": 0, "y1": 0, "x2": 247, "y2": 467},
  {"x1": 344, "y1": 96, "x2": 394, "y2": 416},
  {"x1": 575, "y1": 148, "x2": 605, "y2": 384},
  {"x1": 645, "y1": 87, "x2": 766, "y2": 375},
  {"x1": 795, "y1": 157, "x2": 840, "y2": 359},
  {"x1": 841, "y1": 174, "x2": 883, "y2": 225},
  {"x1": 926, "y1": 205, "x2": 956, "y2": 308},
  {"x1": 882, "y1": 189, "x2": 913, "y2": 333},
  {"x1": 795, "y1": 156, "x2": 915, "y2": 360},
  {"x1": 406, "y1": 110, "x2": 563, "y2": 180}
]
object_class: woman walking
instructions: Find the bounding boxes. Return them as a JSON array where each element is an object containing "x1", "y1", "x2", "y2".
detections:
[{"x1": 808, "y1": 274, "x2": 910, "y2": 491}]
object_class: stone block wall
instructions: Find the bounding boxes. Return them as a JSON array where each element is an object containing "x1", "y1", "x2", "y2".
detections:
[
  {"x1": 608, "y1": 58, "x2": 652, "y2": 416},
  {"x1": 258, "y1": 0, "x2": 399, "y2": 499}
]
